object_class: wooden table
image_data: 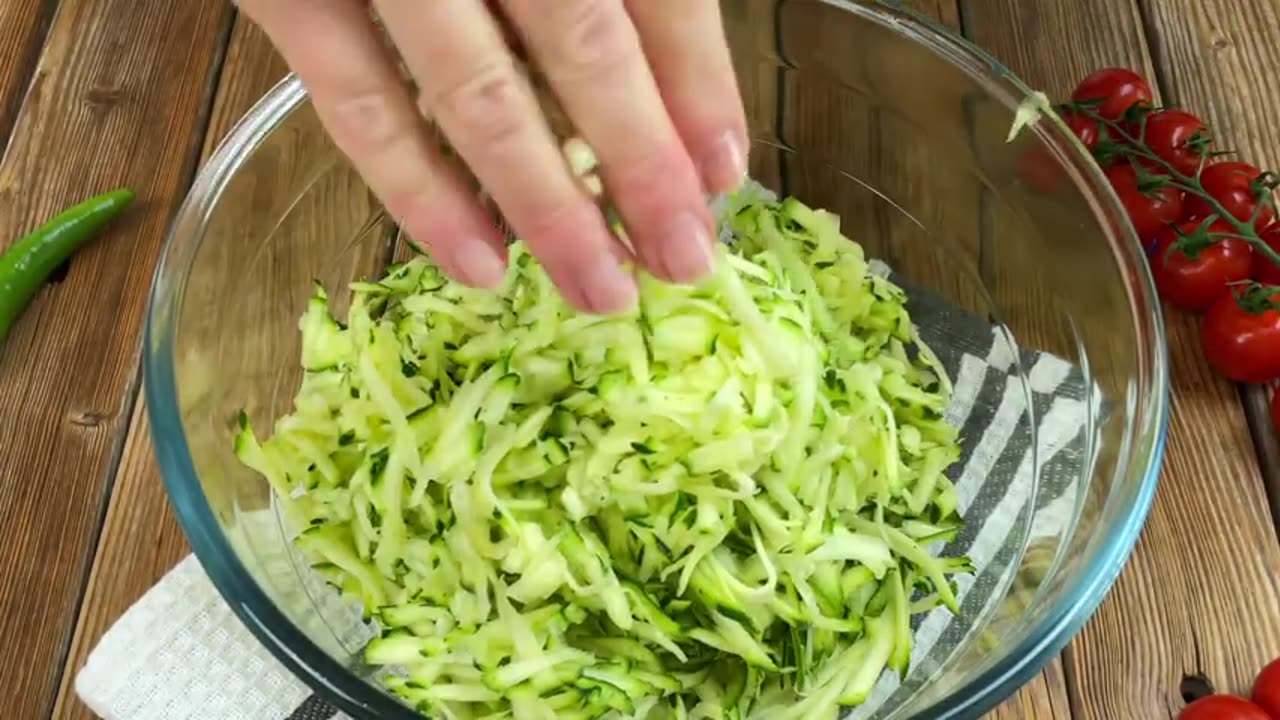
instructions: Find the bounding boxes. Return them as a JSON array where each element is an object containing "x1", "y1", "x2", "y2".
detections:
[{"x1": 3, "y1": 1, "x2": 1280, "y2": 718}]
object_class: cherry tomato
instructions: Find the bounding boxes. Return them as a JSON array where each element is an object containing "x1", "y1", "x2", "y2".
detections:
[
  {"x1": 1063, "y1": 111, "x2": 1101, "y2": 151},
  {"x1": 1140, "y1": 110, "x2": 1211, "y2": 177},
  {"x1": 1253, "y1": 223, "x2": 1280, "y2": 286},
  {"x1": 1018, "y1": 149, "x2": 1061, "y2": 194},
  {"x1": 1201, "y1": 285, "x2": 1280, "y2": 383},
  {"x1": 1016, "y1": 112, "x2": 1104, "y2": 193},
  {"x1": 1184, "y1": 161, "x2": 1277, "y2": 230},
  {"x1": 1107, "y1": 163, "x2": 1185, "y2": 240},
  {"x1": 1150, "y1": 219, "x2": 1253, "y2": 312},
  {"x1": 1179, "y1": 695, "x2": 1272, "y2": 720},
  {"x1": 1253, "y1": 657, "x2": 1280, "y2": 719},
  {"x1": 1072, "y1": 68, "x2": 1154, "y2": 120}
]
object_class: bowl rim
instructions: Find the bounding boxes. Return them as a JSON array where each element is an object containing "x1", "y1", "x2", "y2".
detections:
[{"x1": 145, "y1": 2, "x2": 1169, "y2": 718}]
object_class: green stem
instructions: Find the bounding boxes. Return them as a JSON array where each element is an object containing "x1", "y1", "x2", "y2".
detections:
[
  {"x1": 1229, "y1": 280, "x2": 1280, "y2": 315},
  {"x1": 1074, "y1": 105, "x2": 1280, "y2": 268}
]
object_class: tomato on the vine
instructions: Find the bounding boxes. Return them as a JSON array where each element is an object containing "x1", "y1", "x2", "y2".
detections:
[
  {"x1": 1184, "y1": 161, "x2": 1277, "y2": 230},
  {"x1": 1106, "y1": 163, "x2": 1184, "y2": 239},
  {"x1": 1072, "y1": 68, "x2": 1154, "y2": 120},
  {"x1": 1139, "y1": 110, "x2": 1212, "y2": 177},
  {"x1": 1201, "y1": 284, "x2": 1280, "y2": 383},
  {"x1": 1252, "y1": 223, "x2": 1280, "y2": 286},
  {"x1": 1150, "y1": 219, "x2": 1253, "y2": 312},
  {"x1": 1253, "y1": 657, "x2": 1280, "y2": 719},
  {"x1": 1179, "y1": 695, "x2": 1272, "y2": 720}
]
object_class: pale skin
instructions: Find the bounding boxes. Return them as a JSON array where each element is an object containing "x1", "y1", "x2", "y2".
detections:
[{"x1": 238, "y1": 0, "x2": 749, "y2": 314}]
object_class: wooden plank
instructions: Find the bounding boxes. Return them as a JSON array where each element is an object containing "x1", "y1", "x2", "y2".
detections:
[
  {"x1": 963, "y1": 1, "x2": 1280, "y2": 719},
  {"x1": 777, "y1": 0, "x2": 989, "y2": 320},
  {"x1": 987, "y1": 657, "x2": 1074, "y2": 720},
  {"x1": 1243, "y1": 384, "x2": 1280, "y2": 528},
  {"x1": 864, "y1": 9, "x2": 1072, "y2": 716},
  {"x1": 53, "y1": 12, "x2": 396, "y2": 720},
  {"x1": 0, "y1": 0, "x2": 233, "y2": 717},
  {"x1": 905, "y1": 5, "x2": 1073, "y2": 716},
  {"x1": 1106, "y1": 0, "x2": 1280, "y2": 702},
  {"x1": 774, "y1": 2, "x2": 1072, "y2": 717},
  {"x1": 1139, "y1": 0, "x2": 1280, "y2": 536},
  {"x1": 721, "y1": 0, "x2": 783, "y2": 189},
  {"x1": 0, "y1": 0, "x2": 57, "y2": 145},
  {"x1": 46, "y1": 16, "x2": 283, "y2": 720}
]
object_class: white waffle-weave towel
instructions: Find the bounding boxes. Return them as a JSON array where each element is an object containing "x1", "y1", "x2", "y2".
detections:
[{"x1": 75, "y1": 554, "x2": 352, "y2": 720}]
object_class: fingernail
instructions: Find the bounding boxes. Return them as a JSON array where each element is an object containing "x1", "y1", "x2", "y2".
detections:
[
  {"x1": 702, "y1": 131, "x2": 748, "y2": 193},
  {"x1": 451, "y1": 240, "x2": 507, "y2": 289},
  {"x1": 660, "y1": 212, "x2": 716, "y2": 284},
  {"x1": 580, "y1": 253, "x2": 638, "y2": 314}
]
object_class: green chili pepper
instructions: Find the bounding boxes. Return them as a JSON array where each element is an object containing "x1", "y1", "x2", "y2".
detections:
[{"x1": 0, "y1": 188, "x2": 136, "y2": 344}]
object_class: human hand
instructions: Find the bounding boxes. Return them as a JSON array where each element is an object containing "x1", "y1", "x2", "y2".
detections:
[{"x1": 239, "y1": 0, "x2": 749, "y2": 314}]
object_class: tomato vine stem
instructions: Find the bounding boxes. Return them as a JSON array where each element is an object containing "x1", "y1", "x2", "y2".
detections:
[{"x1": 1066, "y1": 103, "x2": 1280, "y2": 269}]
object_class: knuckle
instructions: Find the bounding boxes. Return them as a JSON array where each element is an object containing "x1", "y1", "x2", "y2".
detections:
[
  {"x1": 606, "y1": 145, "x2": 687, "y2": 202},
  {"x1": 383, "y1": 189, "x2": 434, "y2": 230},
  {"x1": 551, "y1": 0, "x2": 634, "y2": 78},
  {"x1": 325, "y1": 89, "x2": 411, "y2": 156},
  {"x1": 516, "y1": 199, "x2": 600, "y2": 254},
  {"x1": 429, "y1": 60, "x2": 530, "y2": 147}
]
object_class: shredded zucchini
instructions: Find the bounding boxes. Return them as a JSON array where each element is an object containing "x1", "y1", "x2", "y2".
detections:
[{"x1": 235, "y1": 191, "x2": 972, "y2": 719}]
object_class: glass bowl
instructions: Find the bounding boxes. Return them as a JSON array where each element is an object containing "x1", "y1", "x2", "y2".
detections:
[{"x1": 146, "y1": 0, "x2": 1169, "y2": 717}]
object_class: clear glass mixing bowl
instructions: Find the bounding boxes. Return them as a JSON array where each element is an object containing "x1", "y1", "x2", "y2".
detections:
[{"x1": 146, "y1": 1, "x2": 1169, "y2": 717}]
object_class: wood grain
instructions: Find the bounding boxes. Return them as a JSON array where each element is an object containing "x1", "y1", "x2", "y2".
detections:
[
  {"x1": 774, "y1": 1, "x2": 1073, "y2": 716},
  {"x1": 0, "y1": 0, "x2": 233, "y2": 717},
  {"x1": 963, "y1": 2, "x2": 1280, "y2": 719},
  {"x1": 779, "y1": 0, "x2": 997, "y2": 318},
  {"x1": 1138, "y1": 0, "x2": 1280, "y2": 538},
  {"x1": 987, "y1": 657, "x2": 1075, "y2": 720},
  {"x1": 1243, "y1": 382, "x2": 1280, "y2": 531},
  {"x1": 904, "y1": 4, "x2": 1072, "y2": 716},
  {"x1": 48, "y1": 17, "x2": 286, "y2": 720},
  {"x1": 1110, "y1": 0, "x2": 1280, "y2": 701},
  {"x1": 53, "y1": 6, "x2": 399, "y2": 715},
  {"x1": 0, "y1": 0, "x2": 57, "y2": 146},
  {"x1": 722, "y1": 0, "x2": 783, "y2": 189}
]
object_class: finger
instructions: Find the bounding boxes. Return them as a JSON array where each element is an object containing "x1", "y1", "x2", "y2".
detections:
[
  {"x1": 483, "y1": 0, "x2": 526, "y2": 57},
  {"x1": 239, "y1": 0, "x2": 508, "y2": 288},
  {"x1": 502, "y1": 0, "x2": 716, "y2": 285},
  {"x1": 374, "y1": 0, "x2": 637, "y2": 314},
  {"x1": 627, "y1": 0, "x2": 749, "y2": 194}
]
